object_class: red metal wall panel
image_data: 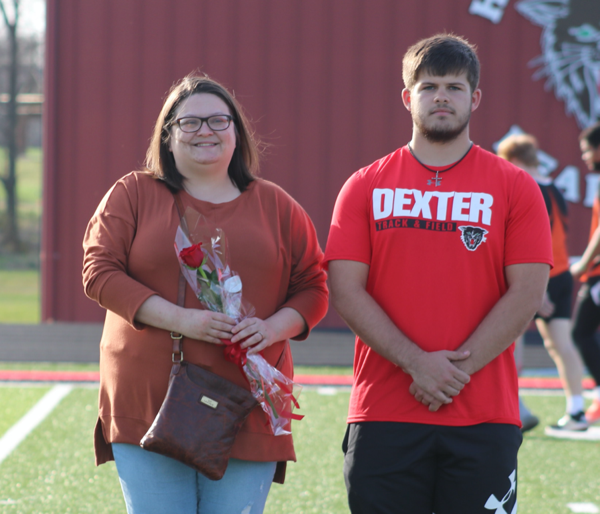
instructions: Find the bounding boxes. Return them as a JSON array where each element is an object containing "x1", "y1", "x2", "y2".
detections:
[{"x1": 43, "y1": 0, "x2": 597, "y2": 326}]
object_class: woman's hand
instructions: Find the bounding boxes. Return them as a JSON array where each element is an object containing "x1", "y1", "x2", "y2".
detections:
[
  {"x1": 178, "y1": 309, "x2": 236, "y2": 344},
  {"x1": 135, "y1": 296, "x2": 235, "y2": 344},
  {"x1": 230, "y1": 317, "x2": 275, "y2": 355},
  {"x1": 227, "y1": 308, "x2": 306, "y2": 355}
]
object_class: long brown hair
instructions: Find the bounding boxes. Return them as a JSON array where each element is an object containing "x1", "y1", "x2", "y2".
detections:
[{"x1": 145, "y1": 74, "x2": 260, "y2": 192}]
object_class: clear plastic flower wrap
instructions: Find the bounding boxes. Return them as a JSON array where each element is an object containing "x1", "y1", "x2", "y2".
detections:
[
  {"x1": 243, "y1": 353, "x2": 303, "y2": 435},
  {"x1": 174, "y1": 206, "x2": 303, "y2": 435}
]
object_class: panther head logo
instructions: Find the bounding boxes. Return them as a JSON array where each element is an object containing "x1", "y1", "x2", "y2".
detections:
[
  {"x1": 459, "y1": 226, "x2": 488, "y2": 251},
  {"x1": 516, "y1": 0, "x2": 600, "y2": 128}
]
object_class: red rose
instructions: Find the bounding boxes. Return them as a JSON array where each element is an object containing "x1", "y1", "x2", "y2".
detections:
[{"x1": 179, "y1": 242, "x2": 204, "y2": 268}]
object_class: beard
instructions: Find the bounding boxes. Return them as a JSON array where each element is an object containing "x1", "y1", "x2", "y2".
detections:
[
  {"x1": 594, "y1": 161, "x2": 600, "y2": 172},
  {"x1": 413, "y1": 108, "x2": 471, "y2": 144}
]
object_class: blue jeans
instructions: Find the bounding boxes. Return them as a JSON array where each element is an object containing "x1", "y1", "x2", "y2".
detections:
[{"x1": 112, "y1": 443, "x2": 277, "y2": 514}]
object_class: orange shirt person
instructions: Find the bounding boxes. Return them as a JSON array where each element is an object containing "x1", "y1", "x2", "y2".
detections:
[
  {"x1": 498, "y1": 134, "x2": 587, "y2": 433},
  {"x1": 570, "y1": 123, "x2": 600, "y2": 425}
]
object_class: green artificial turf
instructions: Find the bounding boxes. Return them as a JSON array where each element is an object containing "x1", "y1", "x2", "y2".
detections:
[
  {"x1": 517, "y1": 394, "x2": 600, "y2": 514},
  {"x1": 1, "y1": 387, "x2": 599, "y2": 513},
  {"x1": 265, "y1": 390, "x2": 349, "y2": 513},
  {"x1": 0, "y1": 387, "x2": 50, "y2": 438},
  {"x1": 0, "y1": 388, "x2": 348, "y2": 513},
  {"x1": 0, "y1": 388, "x2": 124, "y2": 513}
]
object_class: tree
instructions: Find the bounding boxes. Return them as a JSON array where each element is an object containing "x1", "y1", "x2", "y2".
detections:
[{"x1": 0, "y1": 0, "x2": 20, "y2": 252}]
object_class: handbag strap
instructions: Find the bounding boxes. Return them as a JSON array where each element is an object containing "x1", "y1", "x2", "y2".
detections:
[{"x1": 171, "y1": 192, "x2": 187, "y2": 363}]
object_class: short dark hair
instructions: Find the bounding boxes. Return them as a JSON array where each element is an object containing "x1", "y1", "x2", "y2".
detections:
[
  {"x1": 497, "y1": 134, "x2": 540, "y2": 167},
  {"x1": 579, "y1": 122, "x2": 600, "y2": 149},
  {"x1": 145, "y1": 74, "x2": 260, "y2": 192},
  {"x1": 402, "y1": 34, "x2": 480, "y2": 93}
]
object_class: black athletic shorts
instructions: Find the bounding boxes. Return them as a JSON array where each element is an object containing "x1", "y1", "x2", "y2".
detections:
[
  {"x1": 343, "y1": 421, "x2": 522, "y2": 514},
  {"x1": 535, "y1": 270, "x2": 573, "y2": 321}
]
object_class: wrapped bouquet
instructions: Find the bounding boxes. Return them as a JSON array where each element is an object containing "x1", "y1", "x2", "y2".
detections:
[{"x1": 174, "y1": 207, "x2": 303, "y2": 436}]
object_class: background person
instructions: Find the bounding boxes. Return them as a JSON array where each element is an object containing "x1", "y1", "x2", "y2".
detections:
[
  {"x1": 571, "y1": 122, "x2": 600, "y2": 425},
  {"x1": 82, "y1": 75, "x2": 329, "y2": 514},
  {"x1": 498, "y1": 134, "x2": 587, "y2": 433},
  {"x1": 325, "y1": 34, "x2": 552, "y2": 513}
]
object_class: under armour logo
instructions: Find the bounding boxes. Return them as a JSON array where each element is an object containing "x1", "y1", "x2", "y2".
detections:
[
  {"x1": 427, "y1": 176, "x2": 443, "y2": 186},
  {"x1": 484, "y1": 470, "x2": 517, "y2": 514}
]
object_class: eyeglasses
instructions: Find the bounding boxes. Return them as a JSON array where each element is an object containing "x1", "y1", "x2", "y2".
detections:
[{"x1": 172, "y1": 115, "x2": 233, "y2": 133}]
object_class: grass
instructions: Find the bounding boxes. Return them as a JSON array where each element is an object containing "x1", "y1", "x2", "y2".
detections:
[
  {"x1": 0, "y1": 147, "x2": 42, "y2": 322},
  {"x1": 0, "y1": 148, "x2": 44, "y2": 208},
  {"x1": 0, "y1": 387, "x2": 50, "y2": 436},
  {"x1": 0, "y1": 386, "x2": 599, "y2": 513},
  {"x1": 0, "y1": 387, "x2": 347, "y2": 513},
  {"x1": 265, "y1": 390, "x2": 349, "y2": 514},
  {"x1": 518, "y1": 394, "x2": 600, "y2": 514},
  {"x1": 0, "y1": 388, "x2": 125, "y2": 513},
  {"x1": 0, "y1": 147, "x2": 43, "y2": 255},
  {"x1": 0, "y1": 270, "x2": 39, "y2": 323}
]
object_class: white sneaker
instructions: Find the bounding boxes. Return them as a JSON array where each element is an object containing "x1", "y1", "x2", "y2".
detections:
[{"x1": 545, "y1": 411, "x2": 589, "y2": 436}]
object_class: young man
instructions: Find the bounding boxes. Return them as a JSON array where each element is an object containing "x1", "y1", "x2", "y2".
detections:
[
  {"x1": 571, "y1": 123, "x2": 600, "y2": 424},
  {"x1": 324, "y1": 35, "x2": 552, "y2": 514},
  {"x1": 498, "y1": 134, "x2": 587, "y2": 433}
]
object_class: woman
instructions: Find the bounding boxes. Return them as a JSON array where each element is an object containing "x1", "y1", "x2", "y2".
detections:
[{"x1": 82, "y1": 75, "x2": 329, "y2": 513}]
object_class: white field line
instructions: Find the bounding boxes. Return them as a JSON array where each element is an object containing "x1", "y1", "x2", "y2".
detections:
[
  {"x1": 567, "y1": 503, "x2": 599, "y2": 513},
  {"x1": 0, "y1": 384, "x2": 73, "y2": 465}
]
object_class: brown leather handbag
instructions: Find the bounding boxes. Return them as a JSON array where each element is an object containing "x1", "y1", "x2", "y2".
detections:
[
  {"x1": 140, "y1": 194, "x2": 258, "y2": 480},
  {"x1": 140, "y1": 340, "x2": 258, "y2": 480}
]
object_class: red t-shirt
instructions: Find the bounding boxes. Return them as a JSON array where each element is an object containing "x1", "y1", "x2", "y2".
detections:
[{"x1": 324, "y1": 145, "x2": 553, "y2": 427}]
